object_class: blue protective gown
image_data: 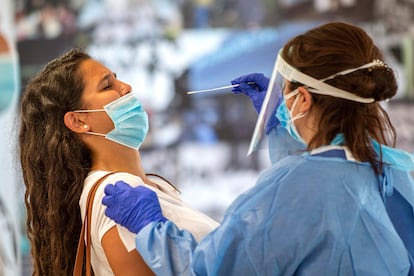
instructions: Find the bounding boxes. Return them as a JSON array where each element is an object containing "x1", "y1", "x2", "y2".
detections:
[{"x1": 135, "y1": 126, "x2": 413, "y2": 275}]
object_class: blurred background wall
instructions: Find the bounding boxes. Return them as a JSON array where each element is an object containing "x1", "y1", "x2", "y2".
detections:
[{"x1": 2, "y1": 0, "x2": 414, "y2": 274}]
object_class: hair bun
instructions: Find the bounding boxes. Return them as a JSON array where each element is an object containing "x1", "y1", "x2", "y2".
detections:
[{"x1": 367, "y1": 66, "x2": 397, "y2": 101}]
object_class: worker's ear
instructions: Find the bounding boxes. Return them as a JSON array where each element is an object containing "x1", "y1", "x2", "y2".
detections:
[
  {"x1": 63, "y1": 111, "x2": 89, "y2": 133},
  {"x1": 297, "y1": 86, "x2": 313, "y2": 113}
]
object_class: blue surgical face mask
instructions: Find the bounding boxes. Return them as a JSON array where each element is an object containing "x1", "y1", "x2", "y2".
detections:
[
  {"x1": 74, "y1": 93, "x2": 149, "y2": 150},
  {"x1": 276, "y1": 89, "x2": 307, "y2": 145},
  {"x1": 0, "y1": 54, "x2": 18, "y2": 113}
]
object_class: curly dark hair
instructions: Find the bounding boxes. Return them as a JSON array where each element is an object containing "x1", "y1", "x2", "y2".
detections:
[
  {"x1": 281, "y1": 22, "x2": 398, "y2": 174},
  {"x1": 19, "y1": 49, "x2": 92, "y2": 275}
]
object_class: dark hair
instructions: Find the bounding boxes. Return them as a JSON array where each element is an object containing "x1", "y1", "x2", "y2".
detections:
[
  {"x1": 282, "y1": 22, "x2": 398, "y2": 173},
  {"x1": 19, "y1": 48, "x2": 92, "y2": 275}
]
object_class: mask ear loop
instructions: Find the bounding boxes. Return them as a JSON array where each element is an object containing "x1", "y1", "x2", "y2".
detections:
[
  {"x1": 73, "y1": 109, "x2": 105, "y2": 113},
  {"x1": 289, "y1": 91, "x2": 307, "y2": 123},
  {"x1": 286, "y1": 92, "x2": 307, "y2": 145},
  {"x1": 72, "y1": 109, "x2": 107, "y2": 137},
  {"x1": 284, "y1": 88, "x2": 300, "y2": 100},
  {"x1": 83, "y1": 131, "x2": 106, "y2": 137}
]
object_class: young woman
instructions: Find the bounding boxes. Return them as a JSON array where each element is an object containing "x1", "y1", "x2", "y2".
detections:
[
  {"x1": 103, "y1": 22, "x2": 414, "y2": 275},
  {"x1": 19, "y1": 49, "x2": 219, "y2": 275}
]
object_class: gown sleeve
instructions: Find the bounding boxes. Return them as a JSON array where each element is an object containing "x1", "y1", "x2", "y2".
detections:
[
  {"x1": 135, "y1": 202, "x2": 261, "y2": 276},
  {"x1": 136, "y1": 221, "x2": 198, "y2": 276}
]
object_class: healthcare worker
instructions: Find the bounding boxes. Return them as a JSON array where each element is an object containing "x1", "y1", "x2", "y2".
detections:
[
  {"x1": 103, "y1": 22, "x2": 414, "y2": 275},
  {"x1": 0, "y1": 1, "x2": 21, "y2": 275}
]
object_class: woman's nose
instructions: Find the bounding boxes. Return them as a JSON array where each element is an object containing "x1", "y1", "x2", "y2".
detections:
[{"x1": 117, "y1": 80, "x2": 132, "y2": 96}]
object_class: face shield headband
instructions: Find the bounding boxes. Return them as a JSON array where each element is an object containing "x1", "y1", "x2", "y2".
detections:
[
  {"x1": 275, "y1": 50, "x2": 379, "y2": 103},
  {"x1": 247, "y1": 48, "x2": 385, "y2": 155}
]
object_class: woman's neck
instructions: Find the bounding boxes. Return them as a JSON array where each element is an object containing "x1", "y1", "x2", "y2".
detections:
[{"x1": 90, "y1": 145, "x2": 148, "y2": 181}]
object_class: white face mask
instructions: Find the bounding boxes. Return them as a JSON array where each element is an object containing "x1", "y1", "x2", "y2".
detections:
[{"x1": 0, "y1": 54, "x2": 18, "y2": 113}]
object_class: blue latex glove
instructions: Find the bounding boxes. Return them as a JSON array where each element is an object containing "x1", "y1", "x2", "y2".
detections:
[
  {"x1": 231, "y1": 72, "x2": 280, "y2": 134},
  {"x1": 231, "y1": 73, "x2": 269, "y2": 113},
  {"x1": 103, "y1": 181, "x2": 167, "y2": 234}
]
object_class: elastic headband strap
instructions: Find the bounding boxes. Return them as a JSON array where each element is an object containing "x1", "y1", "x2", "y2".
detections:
[
  {"x1": 321, "y1": 59, "x2": 386, "y2": 81},
  {"x1": 276, "y1": 51, "x2": 376, "y2": 103}
]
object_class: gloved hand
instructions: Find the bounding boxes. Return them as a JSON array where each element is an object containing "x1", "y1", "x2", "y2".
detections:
[
  {"x1": 231, "y1": 73, "x2": 269, "y2": 113},
  {"x1": 103, "y1": 181, "x2": 167, "y2": 234},
  {"x1": 231, "y1": 73, "x2": 280, "y2": 134}
]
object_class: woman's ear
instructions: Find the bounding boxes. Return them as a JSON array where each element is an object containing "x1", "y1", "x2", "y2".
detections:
[
  {"x1": 297, "y1": 87, "x2": 313, "y2": 113},
  {"x1": 63, "y1": 112, "x2": 89, "y2": 133}
]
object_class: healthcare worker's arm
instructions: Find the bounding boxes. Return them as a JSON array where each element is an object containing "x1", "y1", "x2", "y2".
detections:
[
  {"x1": 104, "y1": 182, "x2": 251, "y2": 275},
  {"x1": 103, "y1": 174, "x2": 289, "y2": 275},
  {"x1": 136, "y1": 221, "x2": 198, "y2": 275}
]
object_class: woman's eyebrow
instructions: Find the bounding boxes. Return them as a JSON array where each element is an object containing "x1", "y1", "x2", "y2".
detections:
[{"x1": 97, "y1": 73, "x2": 112, "y2": 87}]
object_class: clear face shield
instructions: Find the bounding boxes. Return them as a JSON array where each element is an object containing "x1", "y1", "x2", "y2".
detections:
[
  {"x1": 245, "y1": 62, "x2": 284, "y2": 155},
  {"x1": 247, "y1": 49, "x2": 378, "y2": 155}
]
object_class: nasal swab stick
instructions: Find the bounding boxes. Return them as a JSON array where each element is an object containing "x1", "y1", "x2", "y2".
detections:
[{"x1": 186, "y1": 82, "x2": 255, "y2": 95}]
